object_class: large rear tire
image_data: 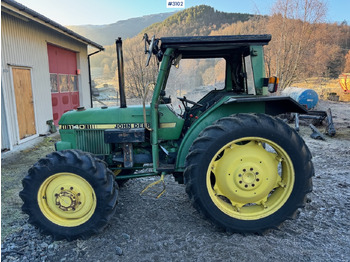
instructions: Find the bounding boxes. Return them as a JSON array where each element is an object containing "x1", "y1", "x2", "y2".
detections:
[
  {"x1": 19, "y1": 150, "x2": 118, "y2": 241},
  {"x1": 184, "y1": 114, "x2": 313, "y2": 233}
]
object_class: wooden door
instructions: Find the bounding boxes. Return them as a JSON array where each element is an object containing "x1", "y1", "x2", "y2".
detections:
[{"x1": 12, "y1": 68, "x2": 36, "y2": 139}]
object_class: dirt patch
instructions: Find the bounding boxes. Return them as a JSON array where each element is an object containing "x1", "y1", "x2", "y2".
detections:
[{"x1": 1, "y1": 100, "x2": 350, "y2": 262}]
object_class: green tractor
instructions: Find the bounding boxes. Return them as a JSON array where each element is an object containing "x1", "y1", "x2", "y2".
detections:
[{"x1": 20, "y1": 34, "x2": 313, "y2": 240}]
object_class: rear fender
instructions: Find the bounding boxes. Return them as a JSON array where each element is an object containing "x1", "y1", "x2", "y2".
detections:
[{"x1": 175, "y1": 96, "x2": 307, "y2": 171}]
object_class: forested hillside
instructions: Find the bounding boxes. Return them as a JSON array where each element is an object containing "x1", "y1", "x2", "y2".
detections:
[
  {"x1": 67, "y1": 12, "x2": 175, "y2": 46},
  {"x1": 142, "y1": 5, "x2": 256, "y2": 36},
  {"x1": 90, "y1": 5, "x2": 258, "y2": 87},
  {"x1": 89, "y1": 3, "x2": 350, "y2": 100}
]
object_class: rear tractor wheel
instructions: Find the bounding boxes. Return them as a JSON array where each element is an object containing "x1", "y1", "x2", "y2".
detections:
[
  {"x1": 184, "y1": 114, "x2": 313, "y2": 233},
  {"x1": 19, "y1": 150, "x2": 118, "y2": 241}
]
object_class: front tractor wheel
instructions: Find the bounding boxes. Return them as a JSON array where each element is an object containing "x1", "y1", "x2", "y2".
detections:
[
  {"x1": 184, "y1": 114, "x2": 313, "y2": 233},
  {"x1": 19, "y1": 150, "x2": 118, "y2": 241}
]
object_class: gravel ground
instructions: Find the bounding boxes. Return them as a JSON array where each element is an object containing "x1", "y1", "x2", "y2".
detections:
[{"x1": 1, "y1": 100, "x2": 350, "y2": 262}]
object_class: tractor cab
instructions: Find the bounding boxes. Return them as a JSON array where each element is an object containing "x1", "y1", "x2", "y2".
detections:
[
  {"x1": 149, "y1": 34, "x2": 272, "y2": 107},
  {"x1": 158, "y1": 34, "x2": 271, "y2": 95},
  {"x1": 141, "y1": 35, "x2": 290, "y2": 129}
]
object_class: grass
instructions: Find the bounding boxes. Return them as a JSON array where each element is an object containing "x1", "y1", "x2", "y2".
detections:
[
  {"x1": 293, "y1": 77, "x2": 350, "y2": 102},
  {"x1": 1, "y1": 134, "x2": 60, "y2": 241}
]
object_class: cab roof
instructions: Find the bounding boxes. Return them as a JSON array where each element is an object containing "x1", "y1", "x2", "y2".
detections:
[{"x1": 160, "y1": 34, "x2": 271, "y2": 58}]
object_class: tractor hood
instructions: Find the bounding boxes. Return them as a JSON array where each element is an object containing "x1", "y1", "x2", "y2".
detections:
[
  {"x1": 58, "y1": 104, "x2": 184, "y2": 141},
  {"x1": 59, "y1": 105, "x2": 150, "y2": 128}
]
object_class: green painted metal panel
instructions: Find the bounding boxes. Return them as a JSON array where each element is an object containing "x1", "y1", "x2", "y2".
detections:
[
  {"x1": 175, "y1": 96, "x2": 265, "y2": 171},
  {"x1": 59, "y1": 104, "x2": 183, "y2": 140},
  {"x1": 158, "y1": 106, "x2": 184, "y2": 139},
  {"x1": 225, "y1": 59, "x2": 232, "y2": 91},
  {"x1": 55, "y1": 141, "x2": 72, "y2": 151},
  {"x1": 56, "y1": 130, "x2": 76, "y2": 151},
  {"x1": 59, "y1": 105, "x2": 149, "y2": 126},
  {"x1": 150, "y1": 48, "x2": 175, "y2": 171},
  {"x1": 250, "y1": 45, "x2": 267, "y2": 95},
  {"x1": 58, "y1": 102, "x2": 184, "y2": 153}
]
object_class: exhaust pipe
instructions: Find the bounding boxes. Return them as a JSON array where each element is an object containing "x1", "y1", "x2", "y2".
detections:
[{"x1": 116, "y1": 37, "x2": 127, "y2": 108}]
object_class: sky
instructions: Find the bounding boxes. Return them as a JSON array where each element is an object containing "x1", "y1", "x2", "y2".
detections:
[{"x1": 13, "y1": 0, "x2": 350, "y2": 26}]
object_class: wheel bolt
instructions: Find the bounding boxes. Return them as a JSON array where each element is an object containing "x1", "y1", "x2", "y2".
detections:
[
  {"x1": 60, "y1": 187, "x2": 64, "y2": 190},
  {"x1": 243, "y1": 169, "x2": 246, "y2": 172},
  {"x1": 239, "y1": 181, "x2": 242, "y2": 184},
  {"x1": 250, "y1": 168, "x2": 254, "y2": 171},
  {"x1": 79, "y1": 202, "x2": 82, "y2": 205},
  {"x1": 55, "y1": 193, "x2": 59, "y2": 197},
  {"x1": 244, "y1": 185, "x2": 248, "y2": 188},
  {"x1": 77, "y1": 193, "x2": 81, "y2": 196},
  {"x1": 252, "y1": 184, "x2": 255, "y2": 187},
  {"x1": 70, "y1": 187, "x2": 74, "y2": 190},
  {"x1": 256, "y1": 178, "x2": 260, "y2": 182},
  {"x1": 256, "y1": 172, "x2": 259, "y2": 175},
  {"x1": 238, "y1": 174, "x2": 242, "y2": 177}
]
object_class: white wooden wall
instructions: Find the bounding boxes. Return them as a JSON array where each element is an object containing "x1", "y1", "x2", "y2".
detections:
[{"x1": 1, "y1": 12, "x2": 91, "y2": 149}]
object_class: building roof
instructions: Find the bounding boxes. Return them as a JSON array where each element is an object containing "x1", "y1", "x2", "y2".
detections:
[{"x1": 1, "y1": 0, "x2": 104, "y2": 51}]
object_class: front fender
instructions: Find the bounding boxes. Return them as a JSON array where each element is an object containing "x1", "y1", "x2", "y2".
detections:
[{"x1": 175, "y1": 96, "x2": 307, "y2": 171}]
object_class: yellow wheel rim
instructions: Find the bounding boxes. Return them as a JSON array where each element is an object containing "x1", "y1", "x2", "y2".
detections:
[
  {"x1": 38, "y1": 173, "x2": 97, "y2": 227},
  {"x1": 206, "y1": 137, "x2": 294, "y2": 220}
]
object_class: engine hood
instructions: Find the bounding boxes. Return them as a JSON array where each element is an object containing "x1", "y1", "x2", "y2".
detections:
[
  {"x1": 58, "y1": 104, "x2": 184, "y2": 141},
  {"x1": 59, "y1": 105, "x2": 149, "y2": 127}
]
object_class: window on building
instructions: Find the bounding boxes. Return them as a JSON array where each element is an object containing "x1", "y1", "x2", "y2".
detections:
[
  {"x1": 50, "y1": 74, "x2": 58, "y2": 93},
  {"x1": 59, "y1": 74, "x2": 69, "y2": 92},
  {"x1": 70, "y1": 75, "x2": 78, "y2": 91}
]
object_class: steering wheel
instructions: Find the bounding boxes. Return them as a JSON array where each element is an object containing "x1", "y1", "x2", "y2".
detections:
[
  {"x1": 177, "y1": 96, "x2": 203, "y2": 107},
  {"x1": 145, "y1": 35, "x2": 155, "y2": 66}
]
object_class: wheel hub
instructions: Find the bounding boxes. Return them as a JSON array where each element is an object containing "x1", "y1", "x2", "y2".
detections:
[
  {"x1": 55, "y1": 190, "x2": 78, "y2": 211},
  {"x1": 242, "y1": 171, "x2": 255, "y2": 184},
  {"x1": 236, "y1": 167, "x2": 261, "y2": 190}
]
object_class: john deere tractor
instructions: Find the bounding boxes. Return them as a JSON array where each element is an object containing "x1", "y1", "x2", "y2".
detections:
[{"x1": 20, "y1": 34, "x2": 313, "y2": 240}]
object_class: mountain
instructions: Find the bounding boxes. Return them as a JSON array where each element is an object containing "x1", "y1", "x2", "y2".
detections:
[
  {"x1": 142, "y1": 5, "x2": 256, "y2": 36},
  {"x1": 67, "y1": 12, "x2": 176, "y2": 46},
  {"x1": 84, "y1": 4, "x2": 349, "y2": 101},
  {"x1": 89, "y1": 5, "x2": 259, "y2": 69}
]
